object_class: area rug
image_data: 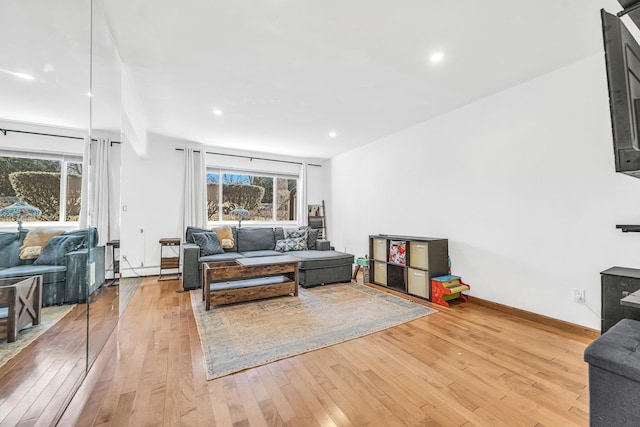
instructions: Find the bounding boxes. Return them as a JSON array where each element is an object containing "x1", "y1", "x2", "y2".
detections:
[
  {"x1": 190, "y1": 281, "x2": 436, "y2": 380},
  {"x1": 119, "y1": 277, "x2": 143, "y2": 316},
  {"x1": 0, "y1": 304, "x2": 75, "y2": 369}
]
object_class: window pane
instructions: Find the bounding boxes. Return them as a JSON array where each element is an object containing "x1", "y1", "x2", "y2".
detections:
[
  {"x1": 276, "y1": 178, "x2": 297, "y2": 221},
  {"x1": 206, "y1": 172, "x2": 220, "y2": 220},
  {"x1": 220, "y1": 173, "x2": 269, "y2": 221},
  {"x1": 66, "y1": 162, "x2": 82, "y2": 221},
  {"x1": 0, "y1": 156, "x2": 60, "y2": 223}
]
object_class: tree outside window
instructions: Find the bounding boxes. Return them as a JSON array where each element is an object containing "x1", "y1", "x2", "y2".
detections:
[
  {"x1": 206, "y1": 169, "x2": 297, "y2": 222},
  {"x1": 0, "y1": 154, "x2": 82, "y2": 223}
]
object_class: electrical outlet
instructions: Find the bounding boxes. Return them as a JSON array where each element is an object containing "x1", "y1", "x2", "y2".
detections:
[{"x1": 572, "y1": 288, "x2": 586, "y2": 304}]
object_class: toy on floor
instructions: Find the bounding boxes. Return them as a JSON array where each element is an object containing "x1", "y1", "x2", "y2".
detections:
[{"x1": 431, "y1": 274, "x2": 471, "y2": 308}]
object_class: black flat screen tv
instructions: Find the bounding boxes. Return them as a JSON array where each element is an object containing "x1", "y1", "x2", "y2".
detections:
[{"x1": 602, "y1": 9, "x2": 640, "y2": 178}]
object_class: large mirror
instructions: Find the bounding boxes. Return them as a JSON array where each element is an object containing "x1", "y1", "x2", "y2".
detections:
[
  {"x1": 0, "y1": 0, "x2": 122, "y2": 424},
  {"x1": 87, "y1": 0, "x2": 122, "y2": 366}
]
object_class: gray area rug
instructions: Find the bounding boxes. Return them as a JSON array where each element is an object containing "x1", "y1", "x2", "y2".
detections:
[
  {"x1": 0, "y1": 304, "x2": 75, "y2": 369},
  {"x1": 190, "y1": 281, "x2": 436, "y2": 380}
]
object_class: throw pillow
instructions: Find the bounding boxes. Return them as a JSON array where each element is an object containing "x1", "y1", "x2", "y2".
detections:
[
  {"x1": 275, "y1": 236, "x2": 308, "y2": 252},
  {"x1": 192, "y1": 232, "x2": 225, "y2": 256},
  {"x1": 304, "y1": 227, "x2": 319, "y2": 250},
  {"x1": 211, "y1": 226, "x2": 234, "y2": 249},
  {"x1": 33, "y1": 235, "x2": 85, "y2": 266},
  {"x1": 285, "y1": 228, "x2": 308, "y2": 240},
  {"x1": 19, "y1": 228, "x2": 66, "y2": 260}
]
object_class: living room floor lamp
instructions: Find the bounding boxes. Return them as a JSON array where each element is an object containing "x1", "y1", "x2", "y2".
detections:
[{"x1": 0, "y1": 201, "x2": 42, "y2": 230}]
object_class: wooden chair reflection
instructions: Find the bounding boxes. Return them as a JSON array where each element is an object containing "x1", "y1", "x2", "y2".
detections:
[{"x1": 0, "y1": 276, "x2": 42, "y2": 343}]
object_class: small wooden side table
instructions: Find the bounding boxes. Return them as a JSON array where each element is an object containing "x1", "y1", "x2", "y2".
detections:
[
  {"x1": 106, "y1": 240, "x2": 120, "y2": 286},
  {"x1": 159, "y1": 238, "x2": 181, "y2": 281}
]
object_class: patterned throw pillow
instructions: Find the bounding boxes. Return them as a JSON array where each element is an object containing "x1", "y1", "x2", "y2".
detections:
[
  {"x1": 285, "y1": 228, "x2": 308, "y2": 240},
  {"x1": 305, "y1": 227, "x2": 319, "y2": 250},
  {"x1": 33, "y1": 235, "x2": 85, "y2": 266},
  {"x1": 192, "y1": 232, "x2": 225, "y2": 256},
  {"x1": 275, "y1": 236, "x2": 308, "y2": 252}
]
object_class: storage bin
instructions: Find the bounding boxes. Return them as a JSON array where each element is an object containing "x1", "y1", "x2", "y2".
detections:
[
  {"x1": 373, "y1": 238, "x2": 387, "y2": 261},
  {"x1": 374, "y1": 261, "x2": 387, "y2": 285},
  {"x1": 409, "y1": 241, "x2": 429, "y2": 269},
  {"x1": 407, "y1": 268, "x2": 428, "y2": 298}
]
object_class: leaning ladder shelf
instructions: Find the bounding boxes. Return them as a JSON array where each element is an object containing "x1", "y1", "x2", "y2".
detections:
[{"x1": 308, "y1": 200, "x2": 327, "y2": 239}]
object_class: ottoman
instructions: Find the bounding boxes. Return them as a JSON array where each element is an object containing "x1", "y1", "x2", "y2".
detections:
[
  {"x1": 584, "y1": 318, "x2": 640, "y2": 426},
  {"x1": 288, "y1": 250, "x2": 354, "y2": 288}
]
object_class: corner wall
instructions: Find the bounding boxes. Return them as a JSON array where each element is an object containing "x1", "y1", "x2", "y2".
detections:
[{"x1": 327, "y1": 54, "x2": 640, "y2": 329}]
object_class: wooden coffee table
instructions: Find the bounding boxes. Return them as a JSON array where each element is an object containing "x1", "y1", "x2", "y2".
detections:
[{"x1": 202, "y1": 255, "x2": 299, "y2": 310}]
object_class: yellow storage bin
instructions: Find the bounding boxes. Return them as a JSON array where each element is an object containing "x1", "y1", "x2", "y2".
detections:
[
  {"x1": 409, "y1": 241, "x2": 429, "y2": 269},
  {"x1": 373, "y1": 238, "x2": 387, "y2": 261},
  {"x1": 407, "y1": 268, "x2": 428, "y2": 298},
  {"x1": 374, "y1": 261, "x2": 387, "y2": 285}
]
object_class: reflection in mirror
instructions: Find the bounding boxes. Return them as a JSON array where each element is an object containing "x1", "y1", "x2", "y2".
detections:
[
  {"x1": 0, "y1": 0, "x2": 91, "y2": 424},
  {"x1": 86, "y1": 0, "x2": 122, "y2": 367}
]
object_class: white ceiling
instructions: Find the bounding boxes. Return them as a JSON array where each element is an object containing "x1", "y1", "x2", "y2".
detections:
[{"x1": 1, "y1": 0, "x2": 625, "y2": 159}]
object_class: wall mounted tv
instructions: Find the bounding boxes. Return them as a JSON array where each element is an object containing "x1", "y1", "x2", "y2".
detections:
[{"x1": 602, "y1": 9, "x2": 640, "y2": 178}]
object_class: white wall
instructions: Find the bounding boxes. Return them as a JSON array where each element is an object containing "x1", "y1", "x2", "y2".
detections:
[
  {"x1": 119, "y1": 133, "x2": 326, "y2": 276},
  {"x1": 328, "y1": 54, "x2": 640, "y2": 329}
]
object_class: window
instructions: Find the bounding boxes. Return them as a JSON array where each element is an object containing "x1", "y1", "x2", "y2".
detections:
[
  {"x1": 206, "y1": 168, "x2": 297, "y2": 223},
  {"x1": 0, "y1": 152, "x2": 83, "y2": 224}
]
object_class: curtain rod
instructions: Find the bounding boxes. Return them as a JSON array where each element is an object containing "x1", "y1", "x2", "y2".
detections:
[
  {"x1": 175, "y1": 148, "x2": 322, "y2": 167},
  {"x1": 0, "y1": 128, "x2": 122, "y2": 145}
]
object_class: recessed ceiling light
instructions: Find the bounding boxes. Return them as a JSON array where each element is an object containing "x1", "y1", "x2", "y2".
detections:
[
  {"x1": 329, "y1": 132, "x2": 337, "y2": 138},
  {"x1": 212, "y1": 109, "x2": 223, "y2": 116},
  {"x1": 86, "y1": 92, "x2": 92, "y2": 97},
  {"x1": 429, "y1": 52, "x2": 445, "y2": 63}
]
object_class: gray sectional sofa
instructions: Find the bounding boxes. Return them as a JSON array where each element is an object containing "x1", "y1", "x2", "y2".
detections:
[
  {"x1": 182, "y1": 226, "x2": 354, "y2": 290},
  {"x1": 0, "y1": 227, "x2": 105, "y2": 306}
]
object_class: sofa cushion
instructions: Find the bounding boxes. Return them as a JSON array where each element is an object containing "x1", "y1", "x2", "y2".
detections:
[
  {"x1": 237, "y1": 228, "x2": 275, "y2": 252},
  {"x1": 19, "y1": 228, "x2": 66, "y2": 260},
  {"x1": 33, "y1": 235, "x2": 85, "y2": 266},
  {"x1": 199, "y1": 252, "x2": 244, "y2": 263},
  {"x1": 0, "y1": 264, "x2": 66, "y2": 284},
  {"x1": 289, "y1": 250, "x2": 354, "y2": 269},
  {"x1": 275, "y1": 237, "x2": 307, "y2": 252},
  {"x1": 192, "y1": 232, "x2": 225, "y2": 256},
  {"x1": 240, "y1": 250, "x2": 282, "y2": 258}
]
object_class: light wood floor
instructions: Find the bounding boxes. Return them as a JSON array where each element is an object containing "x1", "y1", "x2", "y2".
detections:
[{"x1": 59, "y1": 277, "x2": 599, "y2": 426}]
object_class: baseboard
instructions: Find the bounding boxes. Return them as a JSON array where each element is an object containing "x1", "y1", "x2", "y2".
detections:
[{"x1": 469, "y1": 296, "x2": 600, "y2": 341}]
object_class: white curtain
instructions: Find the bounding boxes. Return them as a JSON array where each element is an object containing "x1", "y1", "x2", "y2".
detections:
[
  {"x1": 297, "y1": 162, "x2": 308, "y2": 227},
  {"x1": 79, "y1": 137, "x2": 111, "y2": 246},
  {"x1": 182, "y1": 148, "x2": 207, "y2": 233}
]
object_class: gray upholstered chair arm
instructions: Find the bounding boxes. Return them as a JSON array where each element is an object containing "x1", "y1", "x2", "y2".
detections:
[
  {"x1": 316, "y1": 240, "x2": 330, "y2": 251},
  {"x1": 183, "y1": 243, "x2": 201, "y2": 290}
]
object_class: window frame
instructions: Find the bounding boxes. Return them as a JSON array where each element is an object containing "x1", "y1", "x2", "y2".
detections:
[{"x1": 206, "y1": 166, "x2": 298, "y2": 226}]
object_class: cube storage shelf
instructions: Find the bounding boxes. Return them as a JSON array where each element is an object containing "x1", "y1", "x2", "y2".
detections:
[{"x1": 369, "y1": 234, "x2": 448, "y2": 301}]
